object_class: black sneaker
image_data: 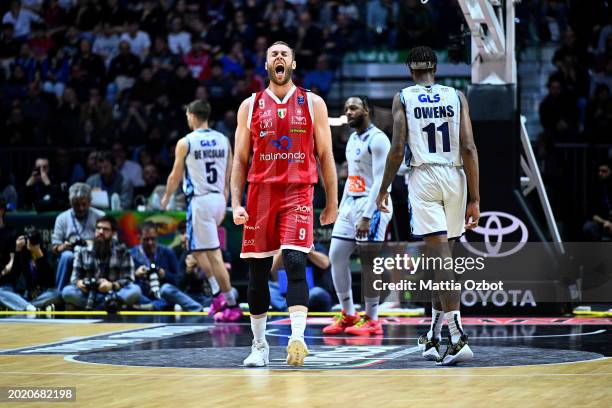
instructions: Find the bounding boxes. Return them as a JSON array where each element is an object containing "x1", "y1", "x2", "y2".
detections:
[
  {"x1": 437, "y1": 334, "x2": 473, "y2": 366},
  {"x1": 417, "y1": 333, "x2": 441, "y2": 361}
]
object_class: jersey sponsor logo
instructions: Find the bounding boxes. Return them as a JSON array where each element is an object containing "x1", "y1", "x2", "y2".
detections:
[
  {"x1": 290, "y1": 128, "x2": 306, "y2": 133},
  {"x1": 297, "y1": 95, "x2": 305, "y2": 105},
  {"x1": 290, "y1": 115, "x2": 306, "y2": 126},
  {"x1": 259, "y1": 99, "x2": 265, "y2": 109},
  {"x1": 244, "y1": 225, "x2": 260, "y2": 230},
  {"x1": 295, "y1": 214, "x2": 310, "y2": 224},
  {"x1": 260, "y1": 118, "x2": 273, "y2": 129},
  {"x1": 277, "y1": 108, "x2": 287, "y2": 119},
  {"x1": 413, "y1": 105, "x2": 455, "y2": 119},
  {"x1": 295, "y1": 205, "x2": 311, "y2": 214},
  {"x1": 271, "y1": 135, "x2": 292, "y2": 150},
  {"x1": 259, "y1": 130, "x2": 275, "y2": 137},
  {"x1": 199, "y1": 139, "x2": 217, "y2": 147},
  {"x1": 296, "y1": 108, "x2": 303, "y2": 115},
  {"x1": 418, "y1": 93, "x2": 441, "y2": 103},
  {"x1": 243, "y1": 239, "x2": 255, "y2": 245},
  {"x1": 258, "y1": 109, "x2": 272, "y2": 118},
  {"x1": 348, "y1": 175, "x2": 366, "y2": 193}
]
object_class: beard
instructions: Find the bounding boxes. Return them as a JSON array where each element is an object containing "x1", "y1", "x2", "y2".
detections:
[
  {"x1": 267, "y1": 64, "x2": 294, "y2": 86},
  {"x1": 349, "y1": 115, "x2": 365, "y2": 129},
  {"x1": 94, "y1": 236, "x2": 112, "y2": 260}
]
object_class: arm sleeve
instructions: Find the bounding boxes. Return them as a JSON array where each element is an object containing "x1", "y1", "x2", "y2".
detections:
[{"x1": 363, "y1": 133, "x2": 391, "y2": 218}]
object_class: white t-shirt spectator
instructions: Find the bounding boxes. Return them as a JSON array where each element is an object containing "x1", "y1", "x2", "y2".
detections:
[
  {"x1": 119, "y1": 160, "x2": 144, "y2": 188},
  {"x1": 93, "y1": 34, "x2": 120, "y2": 66},
  {"x1": 2, "y1": 8, "x2": 41, "y2": 38},
  {"x1": 167, "y1": 31, "x2": 191, "y2": 55},
  {"x1": 120, "y1": 31, "x2": 151, "y2": 61}
]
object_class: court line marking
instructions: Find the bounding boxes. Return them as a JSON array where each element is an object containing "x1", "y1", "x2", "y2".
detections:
[
  {"x1": 263, "y1": 328, "x2": 607, "y2": 341},
  {"x1": 0, "y1": 318, "x2": 103, "y2": 324}
]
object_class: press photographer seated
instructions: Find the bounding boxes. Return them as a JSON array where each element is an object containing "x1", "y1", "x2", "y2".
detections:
[
  {"x1": 61, "y1": 216, "x2": 141, "y2": 310},
  {"x1": 131, "y1": 221, "x2": 203, "y2": 312},
  {"x1": 0, "y1": 226, "x2": 61, "y2": 311}
]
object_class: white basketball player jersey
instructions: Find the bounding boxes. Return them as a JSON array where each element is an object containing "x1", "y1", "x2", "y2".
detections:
[
  {"x1": 183, "y1": 129, "x2": 229, "y2": 197},
  {"x1": 345, "y1": 125, "x2": 390, "y2": 197},
  {"x1": 400, "y1": 84, "x2": 462, "y2": 167}
]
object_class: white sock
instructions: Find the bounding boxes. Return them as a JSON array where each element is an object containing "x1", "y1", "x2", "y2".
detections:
[
  {"x1": 207, "y1": 276, "x2": 220, "y2": 295},
  {"x1": 289, "y1": 310, "x2": 307, "y2": 339},
  {"x1": 445, "y1": 310, "x2": 464, "y2": 344},
  {"x1": 223, "y1": 289, "x2": 237, "y2": 306},
  {"x1": 427, "y1": 308, "x2": 444, "y2": 341},
  {"x1": 251, "y1": 316, "x2": 267, "y2": 342},
  {"x1": 338, "y1": 290, "x2": 355, "y2": 315},
  {"x1": 364, "y1": 296, "x2": 379, "y2": 320}
]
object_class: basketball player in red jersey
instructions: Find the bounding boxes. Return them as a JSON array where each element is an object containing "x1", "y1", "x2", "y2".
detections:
[{"x1": 232, "y1": 41, "x2": 338, "y2": 367}]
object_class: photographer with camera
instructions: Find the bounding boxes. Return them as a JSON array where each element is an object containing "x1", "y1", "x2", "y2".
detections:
[
  {"x1": 0, "y1": 226, "x2": 61, "y2": 311},
  {"x1": 52, "y1": 183, "x2": 105, "y2": 291},
  {"x1": 131, "y1": 221, "x2": 203, "y2": 311},
  {"x1": 61, "y1": 216, "x2": 141, "y2": 310},
  {"x1": 23, "y1": 157, "x2": 67, "y2": 212}
]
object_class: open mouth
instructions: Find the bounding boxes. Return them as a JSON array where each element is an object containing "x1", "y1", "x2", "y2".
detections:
[{"x1": 275, "y1": 64, "x2": 285, "y2": 75}]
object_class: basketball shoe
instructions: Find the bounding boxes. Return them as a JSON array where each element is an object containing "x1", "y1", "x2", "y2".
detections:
[
  {"x1": 437, "y1": 334, "x2": 473, "y2": 366},
  {"x1": 214, "y1": 305, "x2": 243, "y2": 322},
  {"x1": 345, "y1": 315, "x2": 383, "y2": 335},
  {"x1": 243, "y1": 339, "x2": 270, "y2": 367},
  {"x1": 322, "y1": 310, "x2": 361, "y2": 334},
  {"x1": 208, "y1": 293, "x2": 226, "y2": 316},
  {"x1": 286, "y1": 337, "x2": 309, "y2": 366},
  {"x1": 417, "y1": 333, "x2": 441, "y2": 361}
]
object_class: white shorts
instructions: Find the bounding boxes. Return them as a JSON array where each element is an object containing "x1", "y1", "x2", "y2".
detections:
[
  {"x1": 186, "y1": 193, "x2": 226, "y2": 251},
  {"x1": 407, "y1": 165, "x2": 467, "y2": 240},
  {"x1": 331, "y1": 195, "x2": 393, "y2": 242}
]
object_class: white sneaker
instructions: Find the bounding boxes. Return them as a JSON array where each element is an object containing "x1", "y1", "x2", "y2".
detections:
[
  {"x1": 286, "y1": 337, "x2": 309, "y2": 367},
  {"x1": 243, "y1": 340, "x2": 269, "y2": 367}
]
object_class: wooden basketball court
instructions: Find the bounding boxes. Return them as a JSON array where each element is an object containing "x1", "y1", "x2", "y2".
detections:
[{"x1": 1, "y1": 314, "x2": 610, "y2": 407}]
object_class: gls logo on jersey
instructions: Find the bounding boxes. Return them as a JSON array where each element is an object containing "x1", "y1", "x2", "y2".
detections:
[
  {"x1": 418, "y1": 94, "x2": 441, "y2": 103},
  {"x1": 199, "y1": 139, "x2": 217, "y2": 147}
]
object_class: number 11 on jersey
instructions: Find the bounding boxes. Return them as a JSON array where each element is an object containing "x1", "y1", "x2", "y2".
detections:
[{"x1": 422, "y1": 122, "x2": 450, "y2": 153}]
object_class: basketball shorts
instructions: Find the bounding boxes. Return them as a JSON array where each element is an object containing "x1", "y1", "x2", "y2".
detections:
[
  {"x1": 407, "y1": 164, "x2": 467, "y2": 240},
  {"x1": 332, "y1": 195, "x2": 392, "y2": 242},
  {"x1": 186, "y1": 192, "x2": 226, "y2": 251},
  {"x1": 240, "y1": 183, "x2": 314, "y2": 258}
]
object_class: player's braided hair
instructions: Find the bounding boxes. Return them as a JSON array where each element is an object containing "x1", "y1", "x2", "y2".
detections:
[
  {"x1": 406, "y1": 46, "x2": 438, "y2": 71},
  {"x1": 356, "y1": 95, "x2": 375, "y2": 119}
]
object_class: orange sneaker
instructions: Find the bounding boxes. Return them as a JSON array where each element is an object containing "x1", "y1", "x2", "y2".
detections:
[
  {"x1": 345, "y1": 315, "x2": 383, "y2": 336},
  {"x1": 322, "y1": 311, "x2": 361, "y2": 335}
]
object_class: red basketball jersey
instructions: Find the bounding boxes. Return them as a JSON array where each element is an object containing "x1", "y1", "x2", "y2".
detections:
[{"x1": 247, "y1": 86, "x2": 318, "y2": 184}]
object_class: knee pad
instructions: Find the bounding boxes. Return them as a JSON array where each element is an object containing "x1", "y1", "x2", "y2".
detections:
[
  {"x1": 282, "y1": 250, "x2": 309, "y2": 308},
  {"x1": 247, "y1": 258, "x2": 272, "y2": 315}
]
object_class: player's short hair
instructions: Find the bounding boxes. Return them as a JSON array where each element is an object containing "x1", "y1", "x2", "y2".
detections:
[
  {"x1": 355, "y1": 95, "x2": 375, "y2": 118},
  {"x1": 138, "y1": 221, "x2": 157, "y2": 235},
  {"x1": 187, "y1": 99, "x2": 211, "y2": 122},
  {"x1": 267, "y1": 41, "x2": 295, "y2": 58},
  {"x1": 406, "y1": 46, "x2": 438, "y2": 71}
]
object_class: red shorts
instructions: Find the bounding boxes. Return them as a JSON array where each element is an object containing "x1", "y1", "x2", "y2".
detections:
[{"x1": 240, "y1": 183, "x2": 314, "y2": 258}]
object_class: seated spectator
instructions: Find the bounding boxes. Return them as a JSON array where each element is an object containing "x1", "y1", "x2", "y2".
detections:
[
  {"x1": 133, "y1": 163, "x2": 160, "y2": 207},
  {"x1": 0, "y1": 23, "x2": 20, "y2": 74},
  {"x1": 119, "y1": 96, "x2": 149, "y2": 143},
  {"x1": 204, "y1": 60, "x2": 233, "y2": 122},
  {"x1": 585, "y1": 84, "x2": 612, "y2": 142},
  {"x1": 92, "y1": 22, "x2": 120, "y2": 68},
  {"x1": 23, "y1": 156, "x2": 67, "y2": 211},
  {"x1": 80, "y1": 87, "x2": 113, "y2": 133},
  {"x1": 220, "y1": 42, "x2": 246, "y2": 78},
  {"x1": 0, "y1": 229, "x2": 61, "y2": 311},
  {"x1": 120, "y1": 20, "x2": 151, "y2": 61},
  {"x1": 40, "y1": 47, "x2": 70, "y2": 100},
  {"x1": 539, "y1": 77, "x2": 579, "y2": 141},
  {"x1": 86, "y1": 150, "x2": 133, "y2": 210},
  {"x1": 269, "y1": 244, "x2": 334, "y2": 312},
  {"x1": 131, "y1": 221, "x2": 202, "y2": 311},
  {"x1": 2, "y1": 0, "x2": 42, "y2": 41},
  {"x1": 112, "y1": 141, "x2": 144, "y2": 188},
  {"x1": 145, "y1": 36, "x2": 178, "y2": 83},
  {"x1": 0, "y1": 198, "x2": 16, "y2": 292},
  {"x1": 107, "y1": 40, "x2": 141, "y2": 95},
  {"x1": 183, "y1": 40, "x2": 212, "y2": 81},
  {"x1": 295, "y1": 10, "x2": 322, "y2": 71},
  {"x1": 130, "y1": 64, "x2": 164, "y2": 107},
  {"x1": 61, "y1": 216, "x2": 141, "y2": 310},
  {"x1": 584, "y1": 161, "x2": 612, "y2": 241},
  {"x1": 303, "y1": 54, "x2": 333, "y2": 98},
  {"x1": 0, "y1": 167, "x2": 18, "y2": 210},
  {"x1": 73, "y1": 38, "x2": 106, "y2": 89},
  {"x1": 167, "y1": 16, "x2": 191, "y2": 56},
  {"x1": 5, "y1": 104, "x2": 33, "y2": 146},
  {"x1": 53, "y1": 147, "x2": 86, "y2": 186},
  {"x1": 52, "y1": 182, "x2": 104, "y2": 290}
]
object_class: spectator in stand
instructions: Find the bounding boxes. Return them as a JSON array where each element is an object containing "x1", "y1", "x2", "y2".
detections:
[
  {"x1": 53, "y1": 147, "x2": 86, "y2": 186},
  {"x1": 2, "y1": 0, "x2": 42, "y2": 40},
  {"x1": 86, "y1": 150, "x2": 133, "y2": 210},
  {"x1": 92, "y1": 22, "x2": 120, "y2": 68},
  {"x1": 112, "y1": 142, "x2": 144, "y2": 188},
  {"x1": 396, "y1": 0, "x2": 433, "y2": 49},
  {"x1": 5, "y1": 104, "x2": 33, "y2": 146},
  {"x1": 54, "y1": 86, "x2": 81, "y2": 145},
  {"x1": 139, "y1": 0, "x2": 165, "y2": 37},
  {"x1": 52, "y1": 182, "x2": 104, "y2": 290},
  {"x1": 23, "y1": 156, "x2": 67, "y2": 211},
  {"x1": 227, "y1": 9, "x2": 255, "y2": 48},
  {"x1": 133, "y1": 163, "x2": 160, "y2": 204},
  {"x1": 0, "y1": 168, "x2": 18, "y2": 210},
  {"x1": 0, "y1": 23, "x2": 20, "y2": 74},
  {"x1": 220, "y1": 41, "x2": 246, "y2": 78},
  {"x1": 119, "y1": 96, "x2": 149, "y2": 144},
  {"x1": 14, "y1": 42, "x2": 38, "y2": 82},
  {"x1": 120, "y1": 20, "x2": 151, "y2": 62},
  {"x1": 584, "y1": 161, "x2": 612, "y2": 241},
  {"x1": 183, "y1": 40, "x2": 212, "y2": 81},
  {"x1": 204, "y1": 60, "x2": 232, "y2": 122},
  {"x1": 107, "y1": 40, "x2": 141, "y2": 94},
  {"x1": 130, "y1": 64, "x2": 164, "y2": 107},
  {"x1": 80, "y1": 87, "x2": 113, "y2": 134},
  {"x1": 295, "y1": 10, "x2": 322, "y2": 71},
  {"x1": 303, "y1": 54, "x2": 333, "y2": 98},
  {"x1": 366, "y1": 0, "x2": 398, "y2": 47},
  {"x1": 167, "y1": 16, "x2": 191, "y2": 56},
  {"x1": 146, "y1": 36, "x2": 178, "y2": 83},
  {"x1": 40, "y1": 47, "x2": 70, "y2": 99},
  {"x1": 170, "y1": 63, "x2": 199, "y2": 106},
  {"x1": 539, "y1": 77, "x2": 579, "y2": 141},
  {"x1": 585, "y1": 84, "x2": 612, "y2": 142}
]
